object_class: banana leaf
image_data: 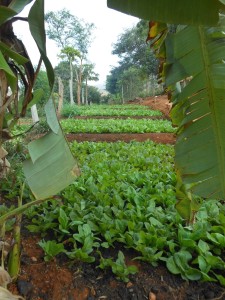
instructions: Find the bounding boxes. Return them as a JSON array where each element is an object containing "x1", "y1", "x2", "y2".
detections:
[
  {"x1": 167, "y1": 20, "x2": 225, "y2": 199},
  {"x1": 23, "y1": 99, "x2": 80, "y2": 200},
  {"x1": 107, "y1": 0, "x2": 224, "y2": 26},
  {"x1": 0, "y1": 51, "x2": 16, "y2": 91}
]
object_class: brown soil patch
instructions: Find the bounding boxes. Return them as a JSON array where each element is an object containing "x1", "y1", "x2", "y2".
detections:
[
  {"x1": 127, "y1": 95, "x2": 172, "y2": 118},
  {"x1": 66, "y1": 133, "x2": 175, "y2": 144},
  {"x1": 8, "y1": 235, "x2": 225, "y2": 300}
]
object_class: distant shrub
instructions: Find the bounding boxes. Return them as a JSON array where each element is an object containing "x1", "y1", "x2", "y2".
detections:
[{"x1": 61, "y1": 104, "x2": 81, "y2": 117}]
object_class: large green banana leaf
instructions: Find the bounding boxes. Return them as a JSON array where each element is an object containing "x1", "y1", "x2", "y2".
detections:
[
  {"x1": 167, "y1": 21, "x2": 225, "y2": 199},
  {"x1": 23, "y1": 99, "x2": 80, "y2": 200},
  {"x1": 107, "y1": 0, "x2": 225, "y2": 26}
]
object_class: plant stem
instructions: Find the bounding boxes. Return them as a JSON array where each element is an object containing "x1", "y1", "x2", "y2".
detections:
[
  {"x1": 0, "y1": 198, "x2": 50, "y2": 226},
  {"x1": 8, "y1": 183, "x2": 24, "y2": 279}
]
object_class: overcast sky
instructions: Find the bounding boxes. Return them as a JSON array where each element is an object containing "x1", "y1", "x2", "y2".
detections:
[{"x1": 14, "y1": 0, "x2": 139, "y2": 89}]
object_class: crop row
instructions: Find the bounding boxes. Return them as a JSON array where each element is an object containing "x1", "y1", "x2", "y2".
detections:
[
  {"x1": 60, "y1": 118, "x2": 175, "y2": 133},
  {"x1": 61, "y1": 104, "x2": 162, "y2": 117},
  {"x1": 24, "y1": 141, "x2": 225, "y2": 285}
]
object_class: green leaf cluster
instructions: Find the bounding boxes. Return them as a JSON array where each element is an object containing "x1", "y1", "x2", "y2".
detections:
[
  {"x1": 24, "y1": 141, "x2": 225, "y2": 284},
  {"x1": 60, "y1": 118, "x2": 175, "y2": 134},
  {"x1": 38, "y1": 240, "x2": 65, "y2": 262},
  {"x1": 61, "y1": 104, "x2": 162, "y2": 117},
  {"x1": 98, "y1": 251, "x2": 138, "y2": 282}
]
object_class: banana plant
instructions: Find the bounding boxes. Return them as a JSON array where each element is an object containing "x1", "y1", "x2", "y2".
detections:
[
  {"x1": 0, "y1": 0, "x2": 80, "y2": 283},
  {"x1": 107, "y1": 0, "x2": 225, "y2": 26},
  {"x1": 0, "y1": 0, "x2": 54, "y2": 175},
  {"x1": 107, "y1": 0, "x2": 225, "y2": 222}
]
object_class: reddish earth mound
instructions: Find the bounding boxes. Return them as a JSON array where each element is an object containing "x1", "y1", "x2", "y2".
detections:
[{"x1": 127, "y1": 95, "x2": 172, "y2": 118}]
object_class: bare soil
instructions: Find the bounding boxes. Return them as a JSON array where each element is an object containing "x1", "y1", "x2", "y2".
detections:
[
  {"x1": 66, "y1": 133, "x2": 175, "y2": 144},
  {"x1": 8, "y1": 235, "x2": 225, "y2": 300},
  {"x1": 8, "y1": 95, "x2": 225, "y2": 299}
]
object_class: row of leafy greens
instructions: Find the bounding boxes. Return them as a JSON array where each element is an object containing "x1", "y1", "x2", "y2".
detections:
[{"x1": 19, "y1": 141, "x2": 225, "y2": 285}]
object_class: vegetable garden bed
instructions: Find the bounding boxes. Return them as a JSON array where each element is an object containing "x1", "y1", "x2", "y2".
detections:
[{"x1": 4, "y1": 96, "x2": 225, "y2": 299}]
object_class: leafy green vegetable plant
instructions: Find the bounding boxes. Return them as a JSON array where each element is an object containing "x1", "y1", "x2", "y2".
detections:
[
  {"x1": 98, "y1": 250, "x2": 138, "y2": 282},
  {"x1": 61, "y1": 103, "x2": 162, "y2": 117},
  {"x1": 60, "y1": 118, "x2": 175, "y2": 133},
  {"x1": 38, "y1": 240, "x2": 65, "y2": 262},
  {"x1": 23, "y1": 141, "x2": 225, "y2": 285}
]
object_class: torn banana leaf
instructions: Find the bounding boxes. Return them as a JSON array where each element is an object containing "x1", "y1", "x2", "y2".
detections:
[{"x1": 23, "y1": 99, "x2": 80, "y2": 199}]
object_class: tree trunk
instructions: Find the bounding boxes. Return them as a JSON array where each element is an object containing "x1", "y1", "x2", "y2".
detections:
[
  {"x1": 85, "y1": 78, "x2": 88, "y2": 105},
  {"x1": 77, "y1": 83, "x2": 81, "y2": 105},
  {"x1": 57, "y1": 77, "x2": 64, "y2": 117},
  {"x1": 81, "y1": 87, "x2": 84, "y2": 104},
  {"x1": 76, "y1": 58, "x2": 83, "y2": 106},
  {"x1": 69, "y1": 57, "x2": 74, "y2": 105},
  {"x1": 121, "y1": 84, "x2": 124, "y2": 104},
  {"x1": 31, "y1": 105, "x2": 39, "y2": 124}
]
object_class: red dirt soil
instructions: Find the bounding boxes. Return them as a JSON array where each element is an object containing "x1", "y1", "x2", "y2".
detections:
[{"x1": 66, "y1": 133, "x2": 175, "y2": 144}]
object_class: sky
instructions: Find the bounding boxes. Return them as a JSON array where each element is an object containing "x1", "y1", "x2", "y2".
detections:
[{"x1": 14, "y1": 0, "x2": 139, "y2": 89}]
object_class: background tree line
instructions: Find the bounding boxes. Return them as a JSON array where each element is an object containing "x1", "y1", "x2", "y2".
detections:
[{"x1": 106, "y1": 20, "x2": 163, "y2": 101}]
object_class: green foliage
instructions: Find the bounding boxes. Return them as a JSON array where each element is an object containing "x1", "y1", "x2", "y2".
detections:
[
  {"x1": 98, "y1": 251, "x2": 138, "y2": 282},
  {"x1": 167, "y1": 22, "x2": 225, "y2": 199},
  {"x1": 107, "y1": 0, "x2": 222, "y2": 25},
  {"x1": 106, "y1": 20, "x2": 160, "y2": 98},
  {"x1": 61, "y1": 104, "x2": 162, "y2": 117},
  {"x1": 87, "y1": 86, "x2": 102, "y2": 104},
  {"x1": 23, "y1": 99, "x2": 80, "y2": 200},
  {"x1": 112, "y1": 20, "x2": 159, "y2": 75},
  {"x1": 23, "y1": 141, "x2": 225, "y2": 284},
  {"x1": 32, "y1": 69, "x2": 51, "y2": 115},
  {"x1": 38, "y1": 240, "x2": 65, "y2": 261},
  {"x1": 0, "y1": 0, "x2": 54, "y2": 143},
  {"x1": 61, "y1": 104, "x2": 80, "y2": 118},
  {"x1": 60, "y1": 118, "x2": 175, "y2": 134},
  {"x1": 45, "y1": 9, "x2": 94, "y2": 53},
  {"x1": 0, "y1": 138, "x2": 219, "y2": 284},
  {"x1": 16, "y1": 118, "x2": 174, "y2": 134}
]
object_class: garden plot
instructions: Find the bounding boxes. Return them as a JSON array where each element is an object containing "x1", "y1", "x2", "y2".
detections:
[
  {"x1": 60, "y1": 102, "x2": 176, "y2": 143},
  {"x1": 5, "y1": 98, "x2": 225, "y2": 299},
  {"x1": 11, "y1": 140, "x2": 225, "y2": 299},
  {"x1": 61, "y1": 103, "x2": 163, "y2": 117}
]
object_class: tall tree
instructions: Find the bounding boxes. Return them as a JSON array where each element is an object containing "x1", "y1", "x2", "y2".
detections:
[
  {"x1": 106, "y1": 20, "x2": 159, "y2": 99},
  {"x1": 45, "y1": 9, "x2": 95, "y2": 105},
  {"x1": 112, "y1": 20, "x2": 158, "y2": 75},
  {"x1": 82, "y1": 63, "x2": 99, "y2": 104},
  {"x1": 54, "y1": 61, "x2": 71, "y2": 102},
  {"x1": 60, "y1": 46, "x2": 81, "y2": 105}
]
